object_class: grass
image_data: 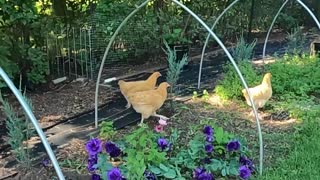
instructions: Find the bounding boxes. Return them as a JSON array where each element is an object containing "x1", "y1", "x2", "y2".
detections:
[{"x1": 259, "y1": 119, "x2": 320, "y2": 179}]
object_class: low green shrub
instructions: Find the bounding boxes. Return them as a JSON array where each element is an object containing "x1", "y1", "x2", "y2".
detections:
[
  {"x1": 215, "y1": 54, "x2": 320, "y2": 100},
  {"x1": 214, "y1": 61, "x2": 261, "y2": 100}
]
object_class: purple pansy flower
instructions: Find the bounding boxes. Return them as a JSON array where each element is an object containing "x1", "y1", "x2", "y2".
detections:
[
  {"x1": 239, "y1": 165, "x2": 251, "y2": 179},
  {"x1": 197, "y1": 172, "x2": 214, "y2": 180},
  {"x1": 105, "y1": 141, "x2": 122, "y2": 158},
  {"x1": 42, "y1": 158, "x2": 50, "y2": 167},
  {"x1": 107, "y1": 168, "x2": 125, "y2": 180},
  {"x1": 193, "y1": 167, "x2": 206, "y2": 178},
  {"x1": 205, "y1": 144, "x2": 214, "y2": 153},
  {"x1": 91, "y1": 173, "x2": 101, "y2": 180},
  {"x1": 86, "y1": 138, "x2": 102, "y2": 155},
  {"x1": 240, "y1": 156, "x2": 255, "y2": 171},
  {"x1": 203, "y1": 126, "x2": 213, "y2": 137},
  {"x1": 226, "y1": 140, "x2": 241, "y2": 151},
  {"x1": 144, "y1": 170, "x2": 157, "y2": 180},
  {"x1": 157, "y1": 138, "x2": 168, "y2": 151},
  {"x1": 87, "y1": 154, "x2": 98, "y2": 172},
  {"x1": 205, "y1": 136, "x2": 214, "y2": 142}
]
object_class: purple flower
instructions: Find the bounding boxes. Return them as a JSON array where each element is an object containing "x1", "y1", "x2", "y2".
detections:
[
  {"x1": 203, "y1": 126, "x2": 213, "y2": 137},
  {"x1": 87, "y1": 154, "x2": 98, "y2": 172},
  {"x1": 157, "y1": 138, "x2": 168, "y2": 151},
  {"x1": 205, "y1": 144, "x2": 214, "y2": 153},
  {"x1": 144, "y1": 170, "x2": 157, "y2": 180},
  {"x1": 226, "y1": 140, "x2": 241, "y2": 151},
  {"x1": 239, "y1": 165, "x2": 251, "y2": 179},
  {"x1": 205, "y1": 136, "x2": 214, "y2": 142},
  {"x1": 107, "y1": 168, "x2": 124, "y2": 180},
  {"x1": 86, "y1": 138, "x2": 102, "y2": 155},
  {"x1": 240, "y1": 156, "x2": 255, "y2": 171},
  {"x1": 197, "y1": 172, "x2": 214, "y2": 180},
  {"x1": 193, "y1": 167, "x2": 206, "y2": 178},
  {"x1": 42, "y1": 158, "x2": 50, "y2": 167},
  {"x1": 105, "y1": 141, "x2": 122, "y2": 158},
  {"x1": 91, "y1": 174, "x2": 101, "y2": 180}
]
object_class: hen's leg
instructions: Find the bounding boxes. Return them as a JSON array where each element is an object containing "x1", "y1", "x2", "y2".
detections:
[
  {"x1": 250, "y1": 110, "x2": 263, "y2": 120},
  {"x1": 138, "y1": 116, "x2": 144, "y2": 126},
  {"x1": 124, "y1": 96, "x2": 131, "y2": 109},
  {"x1": 152, "y1": 113, "x2": 169, "y2": 120}
]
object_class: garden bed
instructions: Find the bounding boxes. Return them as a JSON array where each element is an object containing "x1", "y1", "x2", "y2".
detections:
[{"x1": 1, "y1": 31, "x2": 319, "y2": 179}]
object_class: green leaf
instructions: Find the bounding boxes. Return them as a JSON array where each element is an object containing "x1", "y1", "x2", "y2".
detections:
[
  {"x1": 149, "y1": 166, "x2": 161, "y2": 175},
  {"x1": 159, "y1": 163, "x2": 169, "y2": 172},
  {"x1": 163, "y1": 168, "x2": 177, "y2": 179},
  {"x1": 221, "y1": 168, "x2": 227, "y2": 176}
]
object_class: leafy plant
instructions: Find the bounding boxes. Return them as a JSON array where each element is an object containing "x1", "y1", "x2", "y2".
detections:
[
  {"x1": 232, "y1": 35, "x2": 257, "y2": 61},
  {"x1": 163, "y1": 41, "x2": 188, "y2": 94},
  {"x1": 84, "y1": 118, "x2": 255, "y2": 179},
  {"x1": 0, "y1": 90, "x2": 35, "y2": 168},
  {"x1": 201, "y1": 90, "x2": 210, "y2": 101},
  {"x1": 99, "y1": 121, "x2": 116, "y2": 140},
  {"x1": 286, "y1": 27, "x2": 307, "y2": 55},
  {"x1": 163, "y1": 28, "x2": 191, "y2": 45},
  {"x1": 27, "y1": 47, "x2": 49, "y2": 84},
  {"x1": 215, "y1": 61, "x2": 261, "y2": 100}
]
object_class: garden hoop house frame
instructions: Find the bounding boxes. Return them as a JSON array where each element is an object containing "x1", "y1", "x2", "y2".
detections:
[
  {"x1": 0, "y1": 0, "x2": 319, "y2": 179},
  {"x1": 94, "y1": 0, "x2": 320, "y2": 176}
]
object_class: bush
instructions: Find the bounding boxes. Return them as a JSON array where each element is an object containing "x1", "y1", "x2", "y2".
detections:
[
  {"x1": 265, "y1": 54, "x2": 320, "y2": 98},
  {"x1": 215, "y1": 61, "x2": 261, "y2": 100},
  {"x1": 215, "y1": 54, "x2": 320, "y2": 100}
]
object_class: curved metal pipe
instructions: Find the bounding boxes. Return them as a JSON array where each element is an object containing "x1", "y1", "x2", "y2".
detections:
[
  {"x1": 94, "y1": 0, "x2": 152, "y2": 128},
  {"x1": 262, "y1": 0, "x2": 289, "y2": 59},
  {"x1": 171, "y1": 0, "x2": 264, "y2": 175},
  {"x1": 296, "y1": 0, "x2": 320, "y2": 29},
  {"x1": 198, "y1": 0, "x2": 240, "y2": 89},
  {"x1": 0, "y1": 68, "x2": 65, "y2": 180}
]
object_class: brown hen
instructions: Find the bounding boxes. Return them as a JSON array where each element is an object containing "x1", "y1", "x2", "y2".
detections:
[
  {"x1": 118, "y1": 72, "x2": 161, "y2": 108},
  {"x1": 127, "y1": 82, "x2": 170, "y2": 126}
]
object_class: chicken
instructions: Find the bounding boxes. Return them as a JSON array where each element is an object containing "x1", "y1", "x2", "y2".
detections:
[
  {"x1": 118, "y1": 72, "x2": 161, "y2": 108},
  {"x1": 127, "y1": 82, "x2": 170, "y2": 126},
  {"x1": 241, "y1": 73, "x2": 272, "y2": 119}
]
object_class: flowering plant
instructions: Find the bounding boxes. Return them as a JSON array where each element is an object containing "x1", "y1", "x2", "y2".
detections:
[{"x1": 84, "y1": 121, "x2": 255, "y2": 180}]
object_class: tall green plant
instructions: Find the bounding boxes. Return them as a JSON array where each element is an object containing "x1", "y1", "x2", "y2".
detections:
[
  {"x1": 0, "y1": 89, "x2": 35, "y2": 168},
  {"x1": 232, "y1": 35, "x2": 257, "y2": 61},
  {"x1": 286, "y1": 27, "x2": 307, "y2": 55},
  {"x1": 163, "y1": 41, "x2": 188, "y2": 94}
]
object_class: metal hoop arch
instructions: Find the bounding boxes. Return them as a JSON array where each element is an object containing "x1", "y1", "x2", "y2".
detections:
[
  {"x1": 198, "y1": 0, "x2": 240, "y2": 89},
  {"x1": 94, "y1": 0, "x2": 264, "y2": 175}
]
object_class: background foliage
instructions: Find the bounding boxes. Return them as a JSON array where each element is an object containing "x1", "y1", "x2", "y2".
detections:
[{"x1": 0, "y1": 0, "x2": 319, "y2": 89}]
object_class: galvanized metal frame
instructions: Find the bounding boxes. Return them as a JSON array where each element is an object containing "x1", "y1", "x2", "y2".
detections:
[{"x1": 94, "y1": 0, "x2": 264, "y2": 175}]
